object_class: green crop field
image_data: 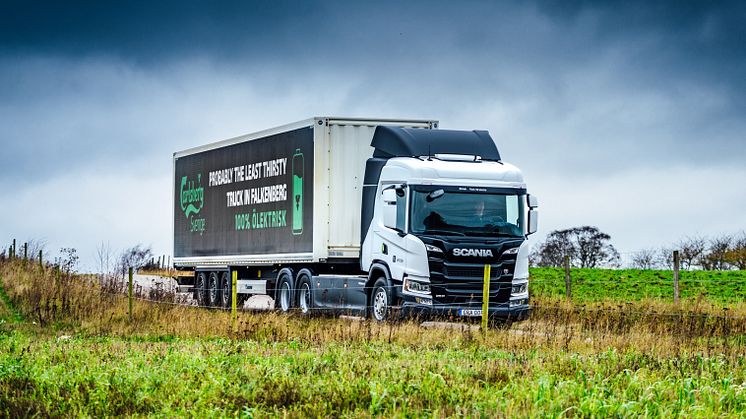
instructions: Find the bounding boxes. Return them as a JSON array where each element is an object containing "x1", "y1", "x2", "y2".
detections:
[
  {"x1": 2, "y1": 260, "x2": 746, "y2": 417},
  {"x1": 530, "y1": 267, "x2": 746, "y2": 304}
]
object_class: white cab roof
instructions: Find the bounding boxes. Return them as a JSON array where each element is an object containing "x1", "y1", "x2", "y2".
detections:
[{"x1": 382, "y1": 157, "x2": 525, "y2": 189}]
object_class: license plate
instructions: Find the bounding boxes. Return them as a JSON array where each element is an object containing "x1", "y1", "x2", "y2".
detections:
[{"x1": 459, "y1": 309, "x2": 482, "y2": 317}]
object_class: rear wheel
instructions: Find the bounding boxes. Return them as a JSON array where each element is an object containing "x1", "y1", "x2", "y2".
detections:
[
  {"x1": 208, "y1": 272, "x2": 220, "y2": 307},
  {"x1": 220, "y1": 272, "x2": 231, "y2": 309},
  {"x1": 275, "y1": 274, "x2": 293, "y2": 313},
  {"x1": 297, "y1": 277, "x2": 312, "y2": 315},
  {"x1": 195, "y1": 273, "x2": 208, "y2": 307},
  {"x1": 370, "y1": 278, "x2": 390, "y2": 322}
]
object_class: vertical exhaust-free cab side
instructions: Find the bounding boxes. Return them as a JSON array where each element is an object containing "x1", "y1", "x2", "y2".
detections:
[{"x1": 173, "y1": 117, "x2": 538, "y2": 321}]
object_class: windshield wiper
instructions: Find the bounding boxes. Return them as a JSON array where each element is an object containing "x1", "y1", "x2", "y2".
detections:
[
  {"x1": 420, "y1": 229, "x2": 466, "y2": 236},
  {"x1": 464, "y1": 230, "x2": 519, "y2": 237}
]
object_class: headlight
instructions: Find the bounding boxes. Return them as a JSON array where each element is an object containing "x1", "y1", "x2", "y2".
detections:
[
  {"x1": 510, "y1": 298, "x2": 528, "y2": 308},
  {"x1": 424, "y1": 244, "x2": 443, "y2": 254},
  {"x1": 403, "y1": 277, "x2": 431, "y2": 295},
  {"x1": 504, "y1": 247, "x2": 520, "y2": 255},
  {"x1": 511, "y1": 282, "x2": 528, "y2": 295}
]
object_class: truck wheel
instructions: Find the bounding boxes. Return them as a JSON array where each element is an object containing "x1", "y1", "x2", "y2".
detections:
[
  {"x1": 195, "y1": 272, "x2": 208, "y2": 307},
  {"x1": 275, "y1": 274, "x2": 293, "y2": 312},
  {"x1": 297, "y1": 277, "x2": 313, "y2": 315},
  {"x1": 208, "y1": 272, "x2": 220, "y2": 308},
  {"x1": 370, "y1": 278, "x2": 390, "y2": 322},
  {"x1": 220, "y1": 272, "x2": 231, "y2": 309}
]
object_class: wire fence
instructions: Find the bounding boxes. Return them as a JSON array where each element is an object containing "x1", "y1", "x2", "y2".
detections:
[{"x1": 93, "y1": 274, "x2": 746, "y2": 322}]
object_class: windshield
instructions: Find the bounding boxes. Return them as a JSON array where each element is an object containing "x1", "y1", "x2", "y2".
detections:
[{"x1": 410, "y1": 188, "x2": 525, "y2": 237}]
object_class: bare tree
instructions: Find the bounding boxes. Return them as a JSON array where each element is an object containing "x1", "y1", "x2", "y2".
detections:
[
  {"x1": 95, "y1": 241, "x2": 115, "y2": 276},
  {"x1": 531, "y1": 229, "x2": 574, "y2": 267},
  {"x1": 675, "y1": 236, "x2": 707, "y2": 270},
  {"x1": 631, "y1": 248, "x2": 657, "y2": 269},
  {"x1": 117, "y1": 244, "x2": 154, "y2": 277},
  {"x1": 532, "y1": 226, "x2": 619, "y2": 268},
  {"x1": 55, "y1": 248, "x2": 80, "y2": 274},
  {"x1": 725, "y1": 232, "x2": 746, "y2": 270},
  {"x1": 700, "y1": 234, "x2": 733, "y2": 270},
  {"x1": 24, "y1": 239, "x2": 47, "y2": 262},
  {"x1": 657, "y1": 246, "x2": 674, "y2": 269}
]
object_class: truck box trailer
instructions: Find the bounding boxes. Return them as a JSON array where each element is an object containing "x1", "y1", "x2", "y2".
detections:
[{"x1": 173, "y1": 116, "x2": 538, "y2": 320}]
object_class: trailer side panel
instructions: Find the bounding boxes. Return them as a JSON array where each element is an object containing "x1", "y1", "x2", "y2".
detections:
[{"x1": 174, "y1": 126, "x2": 314, "y2": 260}]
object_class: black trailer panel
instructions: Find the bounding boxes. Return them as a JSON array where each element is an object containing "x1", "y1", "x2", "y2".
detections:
[{"x1": 174, "y1": 127, "x2": 314, "y2": 258}]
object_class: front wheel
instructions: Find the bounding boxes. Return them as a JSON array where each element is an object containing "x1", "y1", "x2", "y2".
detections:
[{"x1": 370, "y1": 278, "x2": 391, "y2": 322}]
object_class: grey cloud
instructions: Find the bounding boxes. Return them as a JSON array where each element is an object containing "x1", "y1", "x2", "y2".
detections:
[{"x1": 2, "y1": 0, "x2": 745, "y2": 267}]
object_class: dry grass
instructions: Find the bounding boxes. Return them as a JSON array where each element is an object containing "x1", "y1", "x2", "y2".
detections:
[{"x1": 2, "y1": 259, "x2": 745, "y2": 358}]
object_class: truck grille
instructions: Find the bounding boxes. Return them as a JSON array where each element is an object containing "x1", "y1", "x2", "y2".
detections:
[
  {"x1": 444, "y1": 265, "x2": 495, "y2": 279},
  {"x1": 428, "y1": 260, "x2": 515, "y2": 305}
]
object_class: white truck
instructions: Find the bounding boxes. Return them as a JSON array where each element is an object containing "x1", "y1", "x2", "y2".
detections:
[{"x1": 173, "y1": 117, "x2": 538, "y2": 321}]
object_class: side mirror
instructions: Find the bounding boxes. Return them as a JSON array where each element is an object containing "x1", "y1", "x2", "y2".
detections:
[
  {"x1": 528, "y1": 194, "x2": 539, "y2": 209},
  {"x1": 382, "y1": 188, "x2": 397, "y2": 204},
  {"x1": 527, "y1": 209, "x2": 538, "y2": 235}
]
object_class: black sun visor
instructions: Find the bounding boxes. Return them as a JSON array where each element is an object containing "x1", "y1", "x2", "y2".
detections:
[{"x1": 371, "y1": 125, "x2": 501, "y2": 161}]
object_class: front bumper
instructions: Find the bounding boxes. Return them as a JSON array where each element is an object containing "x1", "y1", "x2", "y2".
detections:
[
  {"x1": 400, "y1": 303, "x2": 532, "y2": 321},
  {"x1": 397, "y1": 296, "x2": 532, "y2": 321}
]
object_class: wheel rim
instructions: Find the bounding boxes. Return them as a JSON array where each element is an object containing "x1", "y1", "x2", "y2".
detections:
[
  {"x1": 299, "y1": 283, "x2": 311, "y2": 313},
  {"x1": 209, "y1": 275, "x2": 218, "y2": 306},
  {"x1": 373, "y1": 287, "x2": 387, "y2": 321},
  {"x1": 280, "y1": 282, "x2": 291, "y2": 311},
  {"x1": 196, "y1": 275, "x2": 206, "y2": 306},
  {"x1": 221, "y1": 276, "x2": 230, "y2": 307}
]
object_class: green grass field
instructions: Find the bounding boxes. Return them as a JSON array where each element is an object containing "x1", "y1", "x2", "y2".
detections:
[
  {"x1": 1, "y1": 261, "x2": 746, "y2": 417},
  {"x1": 530, "y1": 267, "x2": 746, "y2": 303}
]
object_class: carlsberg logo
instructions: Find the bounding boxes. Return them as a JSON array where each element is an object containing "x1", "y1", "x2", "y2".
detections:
[
  {"x1": 453, "y1": 248, "x2": 493, "y2": 257},
  {"x1": 180, "y1": 174, "x2": 204, "y2": 218}
]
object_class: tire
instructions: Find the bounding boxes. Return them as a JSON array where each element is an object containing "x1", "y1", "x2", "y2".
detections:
[
  {"x1": 275, "y1": 274, "x2": 293, "y2": 313},
  {"x1": 369, "y1": 278, "x2": 391, "y2": 322},
  {"x1": 297, "y1": 276, "x2": 313, "y2": 315},
  {"x1": 220, "y1": 272, "x2": 231, "y2": 309},
  {"x1": 195, "y1": 272, "x2": 208, "y2": 307},
  {"x1": 208, "y1": 272, "x2": 220, "y2": 308}
]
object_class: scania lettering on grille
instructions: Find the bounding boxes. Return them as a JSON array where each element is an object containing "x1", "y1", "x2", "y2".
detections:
[{"x1": 453, "y1": 248, "x2": 493, "y2": 257}]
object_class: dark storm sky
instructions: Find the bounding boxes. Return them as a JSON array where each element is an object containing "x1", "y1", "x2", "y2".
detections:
[{"x1": 1, "y1": 0, "x2": 744, "y2": 268}]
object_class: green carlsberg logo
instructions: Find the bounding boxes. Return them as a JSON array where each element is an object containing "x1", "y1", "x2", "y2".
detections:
[
  {"x1": 180, "y1": 174, "x2": 204, "y2": 218},
  {"x1": 180, "y1": 174, "x2": 206, "y2": 235}
]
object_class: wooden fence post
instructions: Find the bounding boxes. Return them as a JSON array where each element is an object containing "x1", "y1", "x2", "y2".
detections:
[
  {"x1": 11, "y1": 239, "x2": 15, "y2": 260},
  {"x1": 39, "y1": 250, "x2": 43, "y2": 270},
  {"x1": 673, "y1": 250, "x2": 680, "y2": 304},
  {"x1": 481, "y1": 264, "x2": 491, "y2": 331},
  {"x1": 128, "y1": 267, "x2": 134, "y2": 322},
  {"x1": 564, "y1": 255, "x2": 572, "y2": 301},
  {"x1": 23, "y1": 243, "x2": 28, "y2": 261}
]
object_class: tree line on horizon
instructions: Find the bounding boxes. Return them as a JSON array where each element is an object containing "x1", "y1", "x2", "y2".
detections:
[{"x1": 530, "y1": 226, "x2": 746, "y2": 271}]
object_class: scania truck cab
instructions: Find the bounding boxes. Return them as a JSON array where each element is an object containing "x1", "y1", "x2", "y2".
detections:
[{"x1": 360, "y1": 126, "x2": 538, "y2": 320}]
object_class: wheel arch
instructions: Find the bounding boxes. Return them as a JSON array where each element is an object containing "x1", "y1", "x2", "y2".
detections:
[
  {"x1": 367, "y1": 261, "x2": 392, "y2": 287},
  {"x1": 295, "y1": 267, "x2": 315, "y2": 288}
]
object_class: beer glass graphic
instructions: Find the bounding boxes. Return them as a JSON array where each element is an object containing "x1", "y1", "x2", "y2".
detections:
[{"x1": 292, "y1": 148, "x2": 304, "y2": 235}]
